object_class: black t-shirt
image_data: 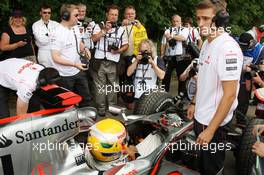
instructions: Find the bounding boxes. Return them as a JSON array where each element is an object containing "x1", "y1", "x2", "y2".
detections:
[{"x1": 2, "y1": 25, "x2": 34, "y2": 59}]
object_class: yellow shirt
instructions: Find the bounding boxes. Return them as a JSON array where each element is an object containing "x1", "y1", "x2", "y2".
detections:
[{"x1": 132, "y1": 25, "x2": 148, "y2": 55}]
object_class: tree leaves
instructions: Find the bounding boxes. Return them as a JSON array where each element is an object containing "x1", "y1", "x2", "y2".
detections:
[{"x1": 0, "y1": 0, "x2": 264, "y2": 40}]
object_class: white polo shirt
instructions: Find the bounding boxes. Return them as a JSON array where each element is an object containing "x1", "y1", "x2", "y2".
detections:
[
  {"x1": 195, "y1": 33, "x2": 243, "y2": 126},
  {"x1": 134, "y1": 57, "x2": 158, "y2": 98},
  {"x1": 0, "y1": 58, "x2": 43, "y2": 103},
  {"x1": 161, "y1": 27, "x2": 189, "y2": 56},
  {"x1": 32, "y1": 19, "x2": 59, "y2": 50},
  {"x1": 50, "y1": 24, "x2": 81, "y2": 76},
  {"x1": 93, "y1": 24, "x2": 128, "y2": 62}
]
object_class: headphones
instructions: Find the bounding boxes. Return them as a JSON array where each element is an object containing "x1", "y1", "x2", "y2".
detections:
[
  {"x1": 258, "y1": 25, "x2": 264, "y2": 33},
  {"x1": 210, "y1": 0, "x2": 230, "y2": 28},
  {"x1": 212, "y1": 10, "x2": 229, "y2": 28},
  {"x1": 61, "y1": 10, "x2": 70, "y2": 21}
]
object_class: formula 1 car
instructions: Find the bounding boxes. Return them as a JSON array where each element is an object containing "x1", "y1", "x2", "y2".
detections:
[
  {"x1": 132, "y1": 90, "x2": 264, "y2": 175},
  {"x1": 0, "y1": 86, "x2": 200, "y2": 175},
  {"x1": 1, "y1": 83, "x2": 262, "y2": 175}
]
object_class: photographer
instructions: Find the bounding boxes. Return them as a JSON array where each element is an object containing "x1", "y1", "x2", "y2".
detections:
[
  {"x1": 237, "y1": 32, "x2": 264, "y2": 115},
  {"x1": 76, "y1": 3, "x2": 95, "y2": 50},
  {"x1": 91, "y1": 5, "x2": 128, "y2": 116},
  {"x1": 127, "y1": 39, "x2": 165, "y2": 99},
  {"x1": 179, "y1": 59, "x2": 199, "y2": 101},
  {"x1": 122, "y1": 5, "x2": 148, "y2": 56},
  {"x1": 120, "y1": 5, "x2": 148, "y2": 109},
  {"x1": 161, "y1": 15, "x2": 189, "y2": 94}
]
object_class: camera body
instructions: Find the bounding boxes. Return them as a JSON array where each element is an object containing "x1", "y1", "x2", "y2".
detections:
[
  {"x1": 244, "y1": 64, "x2": 260, "y2": 80},
  {"x1": 168, "y1": 38, "x2": 177, "y2": 47},
  {"x1": 108, "y1": 42, "x2": 119, "y2": 52},
  {"x1": 80, "y1": 56, "x2": 89, "y2": 69},
  {"x1": 140, "y1": 51, "x2": 151, "y2": 65},
  {"x1": 131, "y1": 21, "x2": 138, "y2": 25},
  {"x1": 189, "y1": 59, "x2": 199, "y2": 77},
  {"x1": 111, "y1": 22, "x2": 119, "y2": 28},
  {"x1": 82, "y1": 18, "x2": 92, "y2": 28}
]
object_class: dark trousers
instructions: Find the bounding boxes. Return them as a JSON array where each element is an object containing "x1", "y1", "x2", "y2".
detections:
[
  {"x1": 194, "y1": 119, "x2": 227, "y2": 175},
  {"x1": 0, "y1": 85, "x2": 10, "y2": 118},
  {"x1": 0, "y1": 85, "x2": 40, "y2": 119},
  {"x1": 162, "y1": 56, "x2": 190, "y2": 94},
  {"x1": 60, "y1": 71, "x2": 91, "y2": 108},
  {"x1": 237, "y1": 83, "x2": 250, "y2": 115}
]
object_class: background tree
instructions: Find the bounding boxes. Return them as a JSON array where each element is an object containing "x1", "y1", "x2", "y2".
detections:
[{"x1": 0, "y1": 0, "x2": 264, "y2": 42}]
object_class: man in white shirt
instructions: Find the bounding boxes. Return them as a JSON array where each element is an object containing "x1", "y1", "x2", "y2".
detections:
[
  {"x1": 161, "y1": 15, "x2": 189, "y2": 94},
  {"x1": 183, "y1": 17, "x2": 203, "y2": 49},
  {"x1": 51, "y1": 4, "x2": 91, "y2": 108},
  {"x1": 76, "y1": 3, "x2": 96, "y2": 50},
  {"x1": 187, "y1": 1, "x2": 243, "y2": 174},
  {"x1": 91, "y1": 5, "x2": 128, "y2": 116},
  {"x1": 0, "y1": 58, "x2": 60, "y2": 118},
  {"x1": 32, "y1": 4, "x2": 59, "y2": 67}
]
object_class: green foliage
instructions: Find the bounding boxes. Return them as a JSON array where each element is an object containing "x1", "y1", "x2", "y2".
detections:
[{"x1": 0, "y1": 0, "x2": 264, "y2": 40}]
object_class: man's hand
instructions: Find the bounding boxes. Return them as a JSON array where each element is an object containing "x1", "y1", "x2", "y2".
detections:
[
  {"x1": 111, "y1": 49, "x2": 120, "y2": 55},
  {"x1": 196, "y1": 127, "x2": 215, "y2": 145},
  {"x1": 105, "y1": 21, "x2": 112, "y2": 32},
  {"x1": 74, "y1": 63, "x2": 88, "y2": 71},
  {"x1": 187, "y1": 104, "x2": 195, "y2": 120},
  {"x1": 84, "y1": 48, "x2": 91, "y2": 59},
  {"x1": 125, "y1": 145, "x2": 138, "y2": 160},
  {"x1": 122, "y1": 19, "x2": 130, "y2": 26},
  {"x1": 165, "y1": 33, "x2": 172, "y2": 40},
  {"x1": 136, "y1": 54, "x2": 143, "y2": 61},
  {"x1": 252, "y1": 73, "x2": 263, "y2": 86},
  {"x1": 252, "y1": 141, "x2": 264, "y2": 157},
  {"x1": 253, "y1": 125, "x2": 264, "y2": 136},
  {"x1": 148, "y1": 56, "x2": 155, "y2": 66}
]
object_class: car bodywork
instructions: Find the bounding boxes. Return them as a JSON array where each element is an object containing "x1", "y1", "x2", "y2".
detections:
[{"x1": 0, "y1": 106, "x2": 199, "y2": 175}]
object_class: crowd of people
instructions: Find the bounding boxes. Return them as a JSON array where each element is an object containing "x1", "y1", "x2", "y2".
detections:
[
  {"x1": 0, "y1": 3, "x2": 202, "y2": 117},
  {"x1": 1, "y1": 0, "x2": 264, "y2": 174}
]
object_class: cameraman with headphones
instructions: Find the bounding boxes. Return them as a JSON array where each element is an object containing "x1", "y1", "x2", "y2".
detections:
[
  {"x1": 50, "y1": 4, "x2": 91, "y2": 108},
  {"x1": 91, "y1": 5, "x2": 128, "y2": 116},
  {"x1": 237, "y1": 32, "x2": 264, "y2": 116},
  {"x1": 0, "y1": 58, "x2": 60, "y2": 118},
  {"x1": 187, "y1": 0, "x2": 243, "y2": 174}
]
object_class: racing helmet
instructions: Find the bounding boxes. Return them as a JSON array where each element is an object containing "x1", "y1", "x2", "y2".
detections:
[{"x1": 87, "y1": 118, "x2": 128, "y2": 162}]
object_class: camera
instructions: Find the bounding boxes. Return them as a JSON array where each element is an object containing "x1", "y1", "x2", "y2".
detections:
[
  {"x1": 80, "y1": 56, "x2": 89, "y2": 69},
  {"x1": 83, "y1": 18, "x2": 92, "y2": 28},
  {"x1": 108, "y1": 42, "x2": 119, "y2": 52},
  {"x1": 111, "y1": 22, "x2": 119, "y2": 28},
  {"x1": 131, "y1": 21, "x2": 138, "y2": 25},
  {"x1": 189, "y1": 59, "x2": 199, "y2": 77},
  {"x1": 168, "y1": 38, "x2": 177, "y2": 47},
  {"x1": 244, "y1": 64, "x2": 260, "y2": 80},
  {"x1": 140, "y1": 51, "x2": 151, "y2": 65}
]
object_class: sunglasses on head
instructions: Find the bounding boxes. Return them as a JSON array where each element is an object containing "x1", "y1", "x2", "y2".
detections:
[{"x1": 43, "y1": 12, "x2": 51, "y2": 14}]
